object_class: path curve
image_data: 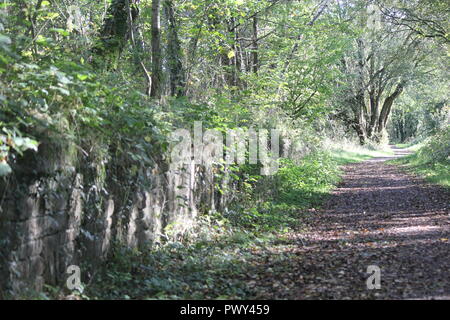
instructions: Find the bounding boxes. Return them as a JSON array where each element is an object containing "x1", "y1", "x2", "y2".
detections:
[{"x1": 260, "y1": 147, "x2": 450, "y2": 299}]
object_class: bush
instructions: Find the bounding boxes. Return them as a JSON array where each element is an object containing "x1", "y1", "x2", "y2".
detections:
[
  {"x1": 276, "y1": 152, "x2": 341, "y2": 204},
  {"x1": 417, "y1": 127, "x2": 450, "y2": 164}
]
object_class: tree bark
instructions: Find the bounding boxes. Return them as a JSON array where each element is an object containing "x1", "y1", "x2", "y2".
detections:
[
  {"x1": 377, "y1": 82, "x2": 405, "y2": 134},
  {"x1": 93, "y1": 0, "x2": 141, "y2": 69},
  {"x1": 126, "y1": 0, "x2": 151, "y2": 96},
  {"x1": 151, "y1": 0, "x2": 162, "y2": 98},
  {"x1": 164, "y1": 0, "x2": 185, "y2": 97},
  {"x1": 367, "y1": 89, "x2": 380, "y2": 138},
  {"x1": 252, "y1": 16, "x2": 259, "y2": 74},
  {"x1": 231, "y1": 17, "x2": 240, "y2": 87}
]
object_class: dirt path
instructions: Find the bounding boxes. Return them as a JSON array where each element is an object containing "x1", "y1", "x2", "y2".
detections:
[{"x1": 255, "y1": 147, "x2": 450, "y2": 300}]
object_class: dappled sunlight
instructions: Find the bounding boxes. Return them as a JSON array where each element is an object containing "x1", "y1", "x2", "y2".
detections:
[
  {"x1": 1, "y1": 0, "x2": 448, "y2": 303},
  {"x1": 258, "y1": 146, "x2": 450, "y2": 299},
  {"x1": 384, "y1": 225, "x2": 444, "y2": 236}
]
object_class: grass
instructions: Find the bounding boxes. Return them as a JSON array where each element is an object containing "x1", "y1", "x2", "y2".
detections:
[
  {"x1": 328, "y1": 144, "x2": 394, "y2": 165},
  {"x1": 394, "y1": 142, "x2": 423, "y2": 151},
  {"x1": 42, "y1": 144, "x2": 386, "y2": 300},
  {"x1": 392, "y1": 152, "x2": 450, "y2": 187},
  {"x1": 391, "y1": 129, "x2": 450, "y2": 188}
]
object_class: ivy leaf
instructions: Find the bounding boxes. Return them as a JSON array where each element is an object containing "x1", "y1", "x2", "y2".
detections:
[
  {"x1": 0, "y1": 161, "x2": 12, "y2": 176},
  {"x1": 23, "y1": 138, "x2": 39, "y2": 152},
  {"x1": 77, "y1": 74, "x2": 88, "y2": 81},
  {"x1": 36, "y1": 35, "x2": 48, "y2": 46},
  {"x1": 50, "y1": 28, "x2": 70, "y2": 37}
]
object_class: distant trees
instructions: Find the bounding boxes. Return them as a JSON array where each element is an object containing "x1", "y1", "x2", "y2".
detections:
[
  {"x1": 4, "y1": 0, "x2": 446, "y2": 146},
  {"x1": 378, "y1": 0, "x2": 450, "y2": 44},
  {"x1": 333, "y1": 1, "x2": 432, "y2": 144},
  {"x1": 92, "y1": 0, "x2": 181, "y2": 98},
  {"x1": 388, "y1": 65, "x2": 450, "y2": 143}
]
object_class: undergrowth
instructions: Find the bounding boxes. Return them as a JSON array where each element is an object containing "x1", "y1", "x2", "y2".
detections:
[
  {"x1": 392, "y1": 127, "x2": 450, "y2": 187},
  {"x1": 41, "y1": 148, "x2": 376, "y2": 300}
]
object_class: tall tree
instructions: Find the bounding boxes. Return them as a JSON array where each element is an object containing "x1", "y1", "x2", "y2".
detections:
[
  {"x1": 164, "y1": 0, "x2": 185, "y2": 97},
  {"x1": 251, "y1": 16, "x2": 259, "y2": 74},
  {"x1": 335, "y1": 1, "x2": 425, "y2": 144},
  {"x1": 378, "y1": 0, "x2": 450, "y2": 44},
  {"x1": 151, "y1": 0, "x2": 162, "y2": 98},
  {"x1": 94, "y1": 0, "x2": 139, "y2": 69}
]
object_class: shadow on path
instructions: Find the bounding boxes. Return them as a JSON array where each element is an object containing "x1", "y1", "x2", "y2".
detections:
[{"x1": 249, "y1": 146, "x2": 450, "y2": 300}]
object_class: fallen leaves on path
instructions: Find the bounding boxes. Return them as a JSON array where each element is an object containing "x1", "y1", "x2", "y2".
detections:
[{"x1": 245, "y1": 150, "x2": 450, "y2": 300}]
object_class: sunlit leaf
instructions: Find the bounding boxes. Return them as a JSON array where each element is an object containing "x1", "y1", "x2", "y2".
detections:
[{"x1": 0, "y1": 161, "x2": 11, "y2": 176}]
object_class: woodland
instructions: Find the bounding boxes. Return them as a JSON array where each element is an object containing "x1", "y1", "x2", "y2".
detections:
[{"x1": 0, "y1": 0, "x2": 449, "y2": 300}]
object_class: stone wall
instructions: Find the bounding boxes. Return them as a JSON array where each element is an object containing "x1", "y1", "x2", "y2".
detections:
[{"x1": 0, "y1": 141, "x2": 227, "y2": 297}]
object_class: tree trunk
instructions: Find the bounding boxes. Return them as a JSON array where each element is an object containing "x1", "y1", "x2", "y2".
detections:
[
  {"x1": 231, "y1": 17, "x2": 240, "y2": 87},
  {"x1": 367, "y1": 92, "x2": 376, "y2": 138},
  {"x1": 125, "y1": 1, "x2": 152, "y2": 96},
  {"x1": 252, "y1": 16, "x2": 259, "y2": 74},
  {"x1": 219, "y1": 19, "x2": 237, "y2": 87},
  {"x1": 399, "y1": 117, "x2": 405, "y2": 142},
  {"x1": 377, "y1": 82, "x2": 405, "y2": 134},
  {"x1": 151, "y1": 0, "x2": 162, "y2": 98},
  {"x1": 94, "y1": 0, "x2": 139, "y2": 69},
  {"x1": 352, "y1": 120, "x2": 367, "y2": 145},
  {"x1": 164, "y1": 0, "x2": 185, "y2": 97}
]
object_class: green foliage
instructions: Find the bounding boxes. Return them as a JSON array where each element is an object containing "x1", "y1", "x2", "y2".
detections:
[
  {"x1": 0, "y1": 128, "x2": 39, "y2": 176},
  {"x1": 416, "y1": 127, "x2": 450, "y2": 164},
  {"x1": 393, "y1": 127, "x2": 450, "y2": 187},
  {"x1": 0, "y1": 6, "x2": 167, "y2": 177},
  {"x1": 388, "y1": 68, "x2": 449, "y2": 143},
  {"x1": 71, "y1": 145, "x2": 385, "y2": 300},
  {"x1": 221, "y1": 152, "x2": 343, "y2": 235},
  {"x1": 2, "y1": 0, "x2": 449, "y2": 300},
  {"x1": 85, "y1": 239, "x2": 259, "y2": 300},
  {"x1": 275, "y1": 152, "x2": 341, "y2": 204},
  {"x1": 0, "y1": 24, "x2": 41, "y2": 175},
  {"x1": 75, "y1": 151, "x2": 346, "y2": 300},
  {"x1": 328, "y1": 147, "x2": 394, "y2": 165}
]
